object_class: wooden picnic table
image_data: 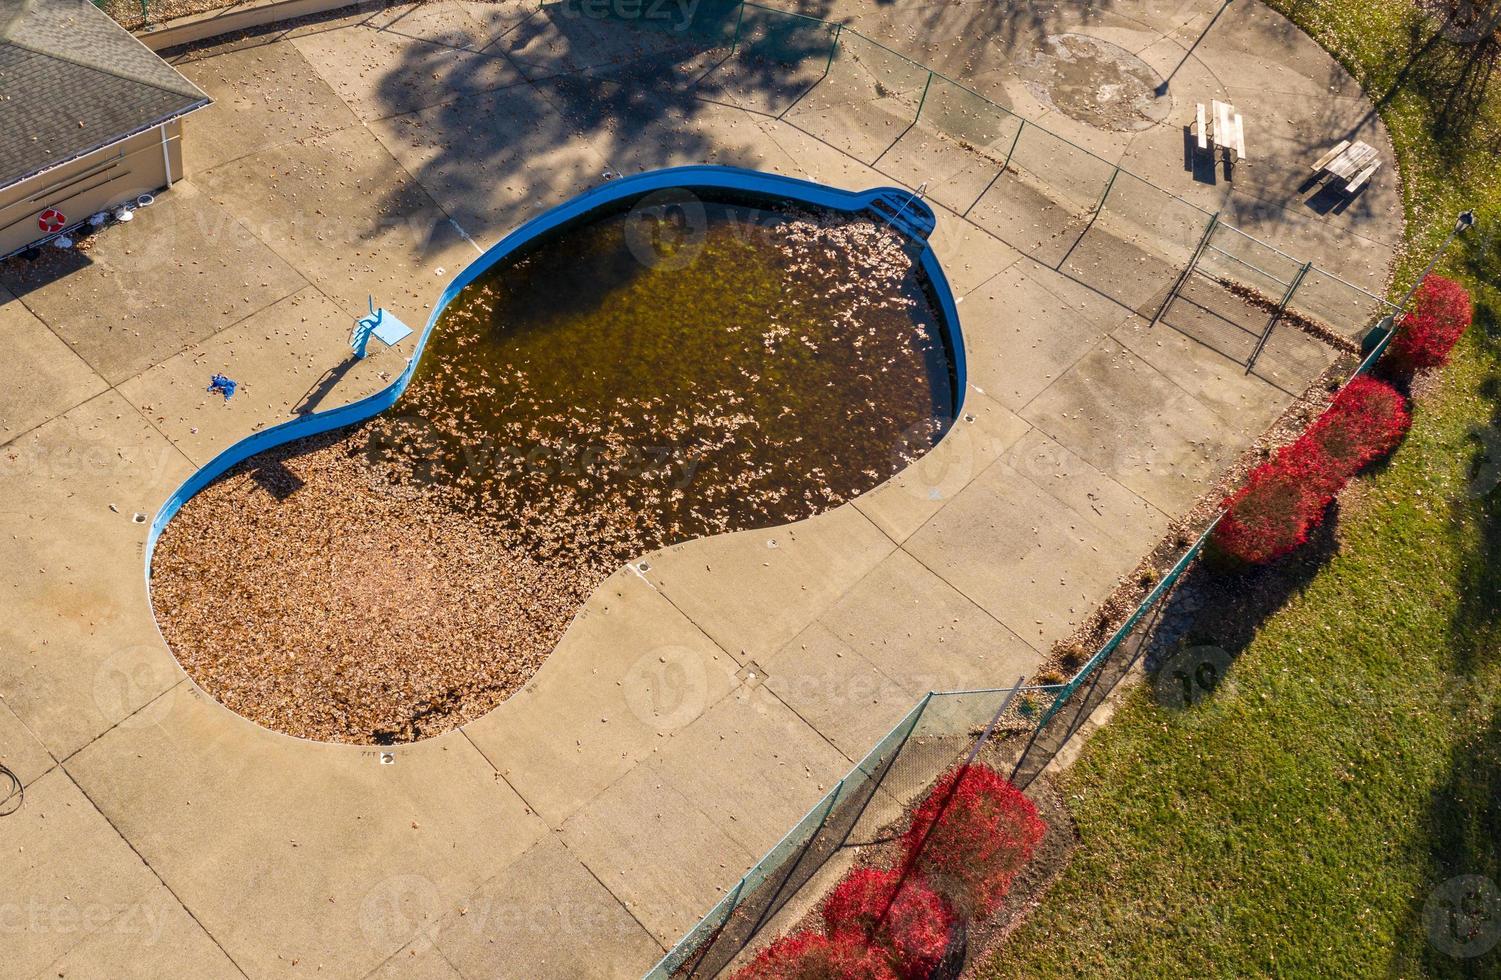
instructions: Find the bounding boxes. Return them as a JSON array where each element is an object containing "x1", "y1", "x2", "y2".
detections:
[
  {"x1": 1195, "y1": 99, "x2": 1245, "y2": 161},
  {"x1": 1323, "y1": 140, "x2": 1378, "y2": 179},
  {"x1": 1311, "y1": 139, "x2": 1381, "y2": 193}
]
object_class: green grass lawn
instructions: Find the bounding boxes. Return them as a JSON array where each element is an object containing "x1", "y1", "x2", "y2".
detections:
[{"x1": 980, "y1": 2, "x2": 1501, "y2": 976}]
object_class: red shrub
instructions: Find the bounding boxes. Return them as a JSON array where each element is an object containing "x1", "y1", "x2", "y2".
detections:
[
  {"x1": 729, "y1": 931, "x2": 898, "y2": 980},
  {"x1": 1306, "y1": 376, "x2": 1411, "y2": 479},
  {"x1": 1211, "y1": 438, "x2": 1338, "y2": 565},
  {"x1": 822, "y1": 868, "x2": 954, "y2": 980},
  {"x1": 1386, "y1": 274, "x2": 1472, "y2": 374},
  {"x1": 900, "y1": 764, "x2": 1044, "y2": 918},
  {"x1": 1214, "y1": 376, "x2": 1413, "y2": 564}
]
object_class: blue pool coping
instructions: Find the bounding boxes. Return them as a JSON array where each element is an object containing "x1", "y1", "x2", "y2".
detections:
[{"x1": 144, "y1": 165, "x2": 967, "y2": 580}]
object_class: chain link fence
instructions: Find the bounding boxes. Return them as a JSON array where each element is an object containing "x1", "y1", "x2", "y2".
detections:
[
  {"x1": 585, "y1": 10, "x2": 1430, "y2": 974},
  {"x1": 93, "y1": 0, "x2": 248, "y2": 31},
  {"x1": 644, "y1": 682, "x2": 1047, "y2": 979},
  {"x1": 565, "y1": 0, "x2": 1398, "y2": 371},
  {"x1": 640, "y1": 264, "x2": 1420, "y2": 979}
]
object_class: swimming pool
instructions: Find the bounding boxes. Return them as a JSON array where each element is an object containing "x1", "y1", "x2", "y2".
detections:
[{"x1": 147, "y1": 166, "x2": 966, "y2": 743}]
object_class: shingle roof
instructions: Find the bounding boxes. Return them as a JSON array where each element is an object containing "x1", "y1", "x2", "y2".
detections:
[{"x1": 0, "y1": 0, "x2": 210, "y2": 188}]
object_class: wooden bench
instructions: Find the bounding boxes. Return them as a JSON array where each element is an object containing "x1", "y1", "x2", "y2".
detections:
[
  {"x1": 1345, "y1": 159, "x2": 1381, "y2": 194},
  {"x1": 1311, "y1": 139, "x2": 1351, "y2": 173},
  {"x1": 1226, "y1": 110, "x2": 1246, "y2": 161},
  {"x1": 1195, "y1": 101, "x2": 1246, "y2": 161}
]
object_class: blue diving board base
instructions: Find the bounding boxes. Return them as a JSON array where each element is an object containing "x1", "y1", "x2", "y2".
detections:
[
  {"x1": 371, "y1": 311, "x2": 413, "y2": 347},
  {"x1": 351, "y1": 306, "x2": 414, "y2": 359}
]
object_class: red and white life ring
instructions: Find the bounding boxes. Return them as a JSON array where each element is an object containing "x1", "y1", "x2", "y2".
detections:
[{"x1": 37, "y1": 208, "x2": 67, "y2": 234}]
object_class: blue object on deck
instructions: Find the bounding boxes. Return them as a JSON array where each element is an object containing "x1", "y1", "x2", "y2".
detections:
[
  {"x1": 207, "y1": 374, "x2": 237, "y2": 400},
  {"x1": 351, "y1": 297, "x2": 414, "y2": 359}
]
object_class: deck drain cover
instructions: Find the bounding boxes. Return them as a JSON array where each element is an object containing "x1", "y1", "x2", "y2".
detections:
[{"x1": 736, "y1": 662, "x2": 766, "y2": 688}]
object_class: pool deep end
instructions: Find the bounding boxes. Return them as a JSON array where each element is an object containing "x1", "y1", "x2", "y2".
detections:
[{"x1": 146, "y1": 166, "x2": 967, "y2": 743}]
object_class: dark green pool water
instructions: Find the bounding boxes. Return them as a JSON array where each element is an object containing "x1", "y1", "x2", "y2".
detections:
[{"x1": 367, "y1": 193, "x2": 957, "y2": 571}]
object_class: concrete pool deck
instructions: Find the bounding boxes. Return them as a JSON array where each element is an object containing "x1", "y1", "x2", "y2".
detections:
[{"x1": 0, "y1": 0, "x2": 1402, "y2": 976}]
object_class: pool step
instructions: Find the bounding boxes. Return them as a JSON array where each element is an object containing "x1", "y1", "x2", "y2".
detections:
[{"x1": 866, "y1": 190, "x2": 937, "y2": 242}]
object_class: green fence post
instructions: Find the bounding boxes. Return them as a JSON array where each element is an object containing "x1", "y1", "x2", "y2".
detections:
[
  {"x1": 1150, "y1": 210, "x2": 1218, "y2": 330},
  {"x1": 1246, "y1": 259, "x2": 1311, "y2": 373},
  {"x1": 960, "y1": 117, "x2": 1024, "y2": 219},
  {"x1": 141, "y1": 0, "x2": 149, "y2": 29},
  {"x1": 1000, "y1": 118, "x2": 1025, "y2": 171},
  {"x1": 1354, "y1": 313, "x2": 1397, "y2": 375},
  {"x1": 823, "y1": 23, "x2": 842, "y2": 75},
  {"x1": 1095, "y1": 164, "x2": 1121, "y2": 213},
  {"x1": 809, "y1": 777, "x2": 844, "y2": 847},
  {"x1": 730, "y1": 0, "x2": 746, "y2": 52},
  {"x1": 914, "y1": 70, "x2": 934, "y2": 124}
]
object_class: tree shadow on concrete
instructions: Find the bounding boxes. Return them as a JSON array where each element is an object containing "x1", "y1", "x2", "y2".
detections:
[
  {"x1": 1214, "y1": 182, "x2": 1394, "y2": 295},
  {"x1": 368, "y1": 0, "x2": 840, "y2": 237},
  {"x1": 852, "y1": 0, "x2": 1123, "y2": 89},
  {"x1": 687, "y1": 0, "x2": 844, "y2": 117}
]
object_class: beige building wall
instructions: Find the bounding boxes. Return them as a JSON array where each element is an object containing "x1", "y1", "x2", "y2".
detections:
[{"x1": 0, "y1": 120, "x2": 185, "y2": 259}]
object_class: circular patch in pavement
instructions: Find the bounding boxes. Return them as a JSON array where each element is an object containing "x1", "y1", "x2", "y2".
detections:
[{"x1": 1017, "y1": 33, "x2": 1172, "y2": 133}]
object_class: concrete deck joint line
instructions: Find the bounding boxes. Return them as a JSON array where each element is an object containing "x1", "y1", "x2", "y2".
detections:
[{"x1": 62, "y1": 766, "x2": 252, "y2": 979}]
